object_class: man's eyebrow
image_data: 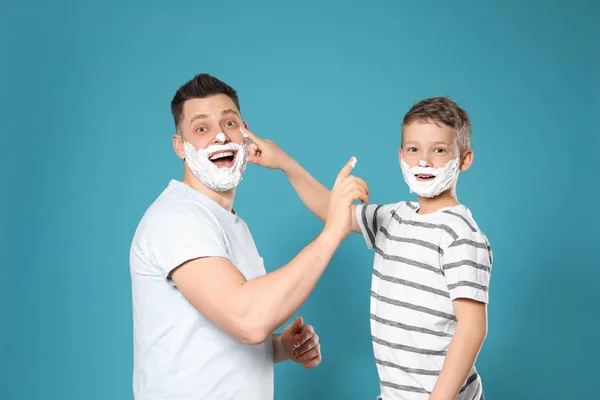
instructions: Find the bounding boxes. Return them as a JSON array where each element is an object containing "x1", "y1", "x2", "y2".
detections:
[
  {"x1": 189, "y1": 114, "x2": 209, "y2": 126},
  {"x1": 221, "y1": 108, "x2": 240, "y2": 117}
]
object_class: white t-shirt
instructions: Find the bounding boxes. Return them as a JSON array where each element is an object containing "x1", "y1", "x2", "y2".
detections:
[
  {"x1": 129, "y1": 180, "x2": 273, "y2": 400},
  {"x1": 356, "y1": 201, "x2": 493, "y2": 400}
]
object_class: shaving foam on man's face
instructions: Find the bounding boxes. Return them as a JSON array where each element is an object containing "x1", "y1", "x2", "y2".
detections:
[{"x1": 183, "y1": 129, "x2": 249, "y2": 192}]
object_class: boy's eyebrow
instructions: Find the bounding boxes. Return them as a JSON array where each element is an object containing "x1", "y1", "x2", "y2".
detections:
[{"x1": 403, "y1": 140, "x2": 452, "y2": 146}]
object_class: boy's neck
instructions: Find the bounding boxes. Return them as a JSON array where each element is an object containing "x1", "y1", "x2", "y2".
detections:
[{"x1": 416, "y1": 190, "x2": 459, "y2": 214}]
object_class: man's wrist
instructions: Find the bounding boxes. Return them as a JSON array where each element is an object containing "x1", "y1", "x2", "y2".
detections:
[
  {"x1": 272, "y1": 334, "x2": 290, "y2": 363},
  {"x1": 317, "y1": 227, "x2": 344, "y2": 250}
]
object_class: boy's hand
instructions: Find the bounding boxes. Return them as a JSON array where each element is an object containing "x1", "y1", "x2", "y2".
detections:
[{"x1": 242, "y1": 127, "x2": 293, "y2": 171}]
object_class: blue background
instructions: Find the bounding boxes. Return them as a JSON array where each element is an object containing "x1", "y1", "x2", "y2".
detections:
[{"x1": 1, "y1": 0, "x2": 599, "y2": 399}]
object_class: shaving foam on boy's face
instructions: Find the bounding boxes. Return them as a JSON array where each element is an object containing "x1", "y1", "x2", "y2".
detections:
[
  {"x1": 183, "y1": 128, "x2": 249, "y2": 192},
  {"x1": 400, "y1": 156, "x2": 460, "y2": 198}
]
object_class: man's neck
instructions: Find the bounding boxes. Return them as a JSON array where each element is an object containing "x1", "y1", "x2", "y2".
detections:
[
  {"x1": 182, "y1": 171, "x2": 236, "y2": 213},
  {"x1": 416, "y1": 189, "x2": 459, "y2": 214}
]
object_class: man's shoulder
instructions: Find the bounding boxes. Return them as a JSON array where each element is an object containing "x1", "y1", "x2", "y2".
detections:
[{"x1": 133, "y1": 183, "x2": 220, "y2": 241}]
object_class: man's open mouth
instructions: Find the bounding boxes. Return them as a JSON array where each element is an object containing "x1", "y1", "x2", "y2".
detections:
[
  {"x1": 209, "y1": 150, "x2": 237, "y2": 168},
  {"x1": 415, "y1": 173, "x2": 435, "y2": 181}
]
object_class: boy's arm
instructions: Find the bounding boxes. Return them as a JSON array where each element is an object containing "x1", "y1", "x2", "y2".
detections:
[
  {"x1": 429, "y1": 299, "x2": 487, "y2": 400},
  {"x1": 282, "y1": 156, "x2": 365, "y2": 233},
  {"x1": 432, "y1": 229, "x2": 493, "y2": 399},
  {"x1": 244, "y1": 128, "x2": 367, "y2": 233}
]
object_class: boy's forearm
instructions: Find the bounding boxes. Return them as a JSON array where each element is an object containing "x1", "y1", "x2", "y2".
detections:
[
  {"x1": 429, "y1": 321, "x2": 487, "y2": 400},
  {"x1": 281, "y1": 157, "x2": 331, "y2": 222}
]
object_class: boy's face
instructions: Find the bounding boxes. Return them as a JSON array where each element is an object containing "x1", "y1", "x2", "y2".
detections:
[{"x1": 399, "y1": 121, "x2": 472, "y2": 173}]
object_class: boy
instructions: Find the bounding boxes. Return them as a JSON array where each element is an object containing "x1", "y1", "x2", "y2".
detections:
[{"x1": 246, "y1": 96, "x2": 492, "y2": 399}]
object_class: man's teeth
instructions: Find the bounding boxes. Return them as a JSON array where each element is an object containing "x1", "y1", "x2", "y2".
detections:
[{"x1": 209, "y1": 151, "x2": 234, "y2": 161}]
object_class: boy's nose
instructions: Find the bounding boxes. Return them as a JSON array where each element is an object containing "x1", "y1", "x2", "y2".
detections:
[{"x1": 418, "y1": 160, "x2": 429, "y2": 167}]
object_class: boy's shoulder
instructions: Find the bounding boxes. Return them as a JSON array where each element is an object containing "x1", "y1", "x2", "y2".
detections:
[{"x1": 435, "y1": 204, "x2": 491, "y2": 247}]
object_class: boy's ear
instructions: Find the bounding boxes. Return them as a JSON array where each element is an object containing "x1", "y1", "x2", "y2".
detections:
[{"x1": 460, "y1": 149, "x2": 474, "y2": 171}]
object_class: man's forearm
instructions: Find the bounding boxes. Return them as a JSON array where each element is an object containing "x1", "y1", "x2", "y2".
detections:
[
  {"x1": 429, "y1": 322, "x2": 486, "y2": 400},
  {"x1": 238, "y1": 229, "x2": 341, "y2": 342},
  {"x1": 281, "y1": 157, "x2": 331, "y2": 222}
]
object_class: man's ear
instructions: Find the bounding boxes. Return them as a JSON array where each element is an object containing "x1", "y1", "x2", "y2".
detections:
[{"x1": 173, "y1": 133, "x2": 185, "y2": 160}]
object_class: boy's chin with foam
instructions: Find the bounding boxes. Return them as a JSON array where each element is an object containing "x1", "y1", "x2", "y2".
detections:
[{"x1": 208, "y1": 150, "x2": 237, "y2": 169}]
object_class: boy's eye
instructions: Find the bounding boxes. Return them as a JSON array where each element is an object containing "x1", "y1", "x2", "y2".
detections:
[
  {"x1": 434, "y1": 148, "x2": 446, "y2": 153},
  {"x1": 196, "y1": 127, "x2": 207, "y2": 133},
  {"x1": 224, "y1": 121, "x2": 236, "y2": 127},
  {"x1": 407, "y1": 147, "x2": 417, "y2": 152}
]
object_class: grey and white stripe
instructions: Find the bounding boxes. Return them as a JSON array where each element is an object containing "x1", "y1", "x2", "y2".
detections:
[
  {"x1": 444, "y1": 259, "x2": 491, "y2": 273},
  {"x1": 372, "y1": 335, "x2": 447, "y2": 356},
  {"x1": 371, "y1": 291, "x2": 457, "y2": 321},
  {"x1": 374, "y1": 246, "x2": 443, "y2": 275},
  {"x1": 373, "y1": 268, "x2": 450, "y2": 298},
  {"x1": 391, "y1": 211, "x2": 459, "y2": 240},
  {"x1": 370, "y1": 313, "x2": 453, "y2": 338},
  {"x1": 380, "y1": 226, "x2": 444, "y2": 255},
  {"x1": 443, "y1": 209, "x2": 477, "y2": 232}
]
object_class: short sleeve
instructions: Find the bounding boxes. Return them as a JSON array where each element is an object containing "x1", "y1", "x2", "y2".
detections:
[
  {"x1": 146, "y1": 208, "x2": 230, "y2": 280},
  {"x1": 355, "y1": 203, "x2": 398, "y2": 249},
  {"x1": 441, "y1": 232, "x2": 493, "y2": 304}
]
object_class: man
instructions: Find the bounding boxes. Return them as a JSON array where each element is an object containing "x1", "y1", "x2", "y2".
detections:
[{"x1": 129, "y1": 73, "x2": 370, "y2": 400}]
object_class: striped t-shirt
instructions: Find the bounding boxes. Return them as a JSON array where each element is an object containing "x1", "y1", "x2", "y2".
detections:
[{"x1": 356, "y1": 201, "x2": 493, "y2": 400}]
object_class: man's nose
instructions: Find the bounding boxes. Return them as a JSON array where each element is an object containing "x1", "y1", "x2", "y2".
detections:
[{"x1": 214, "y1": 132, "x2": 229, "y2": 144}]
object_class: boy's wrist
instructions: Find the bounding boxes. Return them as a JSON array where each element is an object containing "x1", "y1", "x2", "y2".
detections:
[{"x1": 279, "y1": 155, "x2": 300, "y2": 175}]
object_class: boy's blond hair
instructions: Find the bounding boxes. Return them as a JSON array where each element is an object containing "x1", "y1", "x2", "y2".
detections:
[{"x1": 401, "y1": 96, "x2": 471, "y2": 154}]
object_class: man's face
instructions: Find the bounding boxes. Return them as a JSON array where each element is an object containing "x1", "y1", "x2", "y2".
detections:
[
  {"x1": 173, "y1": 94, "x2": 245, "y2": 168},
  {"x1": 399, "y1": 121, "x2": 461, "y2": 180}
]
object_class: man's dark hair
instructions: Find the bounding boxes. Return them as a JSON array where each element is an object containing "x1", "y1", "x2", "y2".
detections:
[{"x1": 171, "y1": 73, "x2": 240, "y2": 132}]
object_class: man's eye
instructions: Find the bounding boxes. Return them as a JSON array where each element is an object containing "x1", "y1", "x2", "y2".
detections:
[
  {"x1": 225, "y1": 121, "x2": 236, "y2": 127},
  {"x1": 196, "y1": 127, "x2": 207, "y2": 133}
]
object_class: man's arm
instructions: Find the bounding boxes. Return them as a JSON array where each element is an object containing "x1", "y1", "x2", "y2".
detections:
[
  {"x1": 272, "y1": 334, "x2": 289, "y2": 363},
  {"x1": 171, "y1": 229, "x2": 340, "y2": 344},
  {"x1": 429, "y1": 299, "x2": 487, "y2": 400},
  {"x1": 171, "y1": 158, "x2": 368, "y2": 345}
]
